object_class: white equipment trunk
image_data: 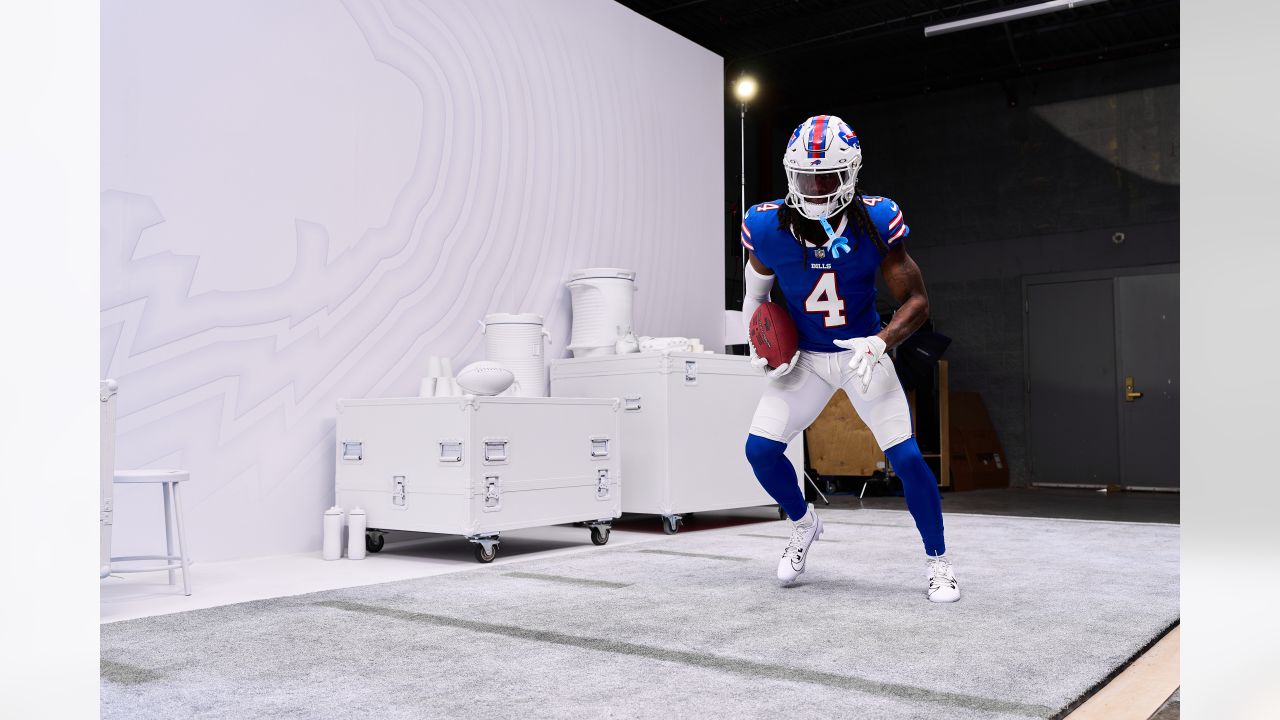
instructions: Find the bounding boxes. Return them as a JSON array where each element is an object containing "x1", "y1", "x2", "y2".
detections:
[
  {"x1": 549, "y1": 353, "x2": 803, "y2": 526},
  {"x1": 334, "y1": 396, "x2": 621, "y2": 559}
]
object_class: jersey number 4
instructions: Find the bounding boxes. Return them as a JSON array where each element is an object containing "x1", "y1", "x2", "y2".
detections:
[{"x1": 805, "y1": 272, "x2": 846, "y2": 327}]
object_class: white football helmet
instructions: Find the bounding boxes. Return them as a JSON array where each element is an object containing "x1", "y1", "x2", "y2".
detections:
[{"x1": 783, "y1": 115, "x2": 862, "y2": 221}]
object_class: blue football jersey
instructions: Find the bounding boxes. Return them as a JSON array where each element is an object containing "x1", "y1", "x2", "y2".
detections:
[{"x1": 740, "y1": 196, "x2": 909, "y2": 353}]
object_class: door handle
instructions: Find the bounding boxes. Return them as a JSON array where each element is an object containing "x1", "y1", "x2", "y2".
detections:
[{"x1": 1124, "y1": 376, "x2": 1144, "y2": 402}]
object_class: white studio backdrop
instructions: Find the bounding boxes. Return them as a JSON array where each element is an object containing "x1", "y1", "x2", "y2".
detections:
[{"x1": 101, "y1": 0, "x2": 724, "y2": 562}]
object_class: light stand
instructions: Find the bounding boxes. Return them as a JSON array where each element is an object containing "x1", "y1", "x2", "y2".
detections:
[
  {"x1": 739, "y1": 100, "x2": 747, "y2": 277},
  {"x1": 732, "y1": 76, "x2": 757, "y2": 297}
]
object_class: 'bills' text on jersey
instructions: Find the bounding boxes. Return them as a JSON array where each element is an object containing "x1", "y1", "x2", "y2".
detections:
[{"x1": 740, "y1": 196, "x2": 909, "y2": 353}]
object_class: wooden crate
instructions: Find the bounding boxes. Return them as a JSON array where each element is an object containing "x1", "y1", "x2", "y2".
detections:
[
  {"x1": 805, "y1": 389, "x2": 883, "y2": 477},
  {"x1": 948, "y1": 391, "x2": 1009, "y2": 491},
  {"x1": 804, "y1": 360, "x2": 956, "y2": 489}
]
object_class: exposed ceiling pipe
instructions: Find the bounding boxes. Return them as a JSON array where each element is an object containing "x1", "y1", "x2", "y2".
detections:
[{"x1": 924, "y1": 0, "x2": 1109, "y2": 38}]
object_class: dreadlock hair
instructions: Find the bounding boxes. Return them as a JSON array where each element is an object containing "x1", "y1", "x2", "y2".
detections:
[{"x1": 776, "y1": 192, "x2": 889, "y2": 260}]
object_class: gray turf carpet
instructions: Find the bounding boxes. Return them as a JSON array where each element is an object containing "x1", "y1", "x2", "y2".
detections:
[{"x1": 101, "y1": 509, "x2": 1179, "y2": 719}]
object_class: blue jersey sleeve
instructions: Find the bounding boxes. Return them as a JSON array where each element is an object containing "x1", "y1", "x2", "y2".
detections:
[
  {"x1": 741, "y1": 201, "x2": 784, "y2": 266},
  {"x1": 861, "y1": 195, "x2": 909, "y2": 251},
  {"x1": 739, "y1": 209, "x2": 759, "y2": 254}
]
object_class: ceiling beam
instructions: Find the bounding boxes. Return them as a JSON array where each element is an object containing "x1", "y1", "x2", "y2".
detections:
[
  {"x1": 733, "y1": 0, "x2": 999, "y2": 60},
  {"x1": 651, "y1": 0, "x2": 718, "y2": 16},
  {"x1": 923, "y1": 0, "x2": 1109, "y2": 38}
]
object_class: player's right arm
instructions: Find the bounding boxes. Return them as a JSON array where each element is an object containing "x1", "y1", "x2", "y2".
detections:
[
  {"x1": 743, "y1": 251, "x2": 797, "y2": 377},
  {"x1": 740, "y1": 203, "x2": 797, "y2": 377},
  {"x1": 742, "y1": 251, "x2": 775, "y2": 329},
  {"x1": 748, "y1": 252, "x2": 773, "y2": 275},
  {"x1": 740, "y1": 204, "x2": 777, "y2": 327}
]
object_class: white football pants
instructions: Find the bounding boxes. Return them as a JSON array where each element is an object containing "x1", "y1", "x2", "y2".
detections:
[{"x1": 749, "y1": 349, "x2": 914, "y2": 450}]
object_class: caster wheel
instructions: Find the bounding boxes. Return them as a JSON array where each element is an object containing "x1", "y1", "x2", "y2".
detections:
[
  {"x1": 823, "y1": 479, "x2": 839, "y2": 494},
  {"x1": 778, "y1": 506, "x2": 788, "y2": 520},
  {"x1": 474, "y1": 543, "x2": 498, "y2": 563},
  {"x1": 590, "y1": 527, "x2": 610, "y2": 546},
  {"x1": 662, "y1": 516, "x2": 680, "y2": 535},
  {"x1": 365, "y1": 532, "x2": 385, "y2": 554}
]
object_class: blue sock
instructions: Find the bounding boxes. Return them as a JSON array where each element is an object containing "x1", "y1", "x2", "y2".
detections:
[
  {"x1": 884, "y1": 437, "x2": 946, "y2": 556},
  {"x1": 745, "y1": 434, "x2": 808, "y2": 521}
]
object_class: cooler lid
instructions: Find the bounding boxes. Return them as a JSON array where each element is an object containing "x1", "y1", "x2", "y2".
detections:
[
  {"x1": 483, "y1": 312, "x2": 544, "y2": 325},
  {"x1": 567, "y1": 267, "x2": 636, "y2": 282}
]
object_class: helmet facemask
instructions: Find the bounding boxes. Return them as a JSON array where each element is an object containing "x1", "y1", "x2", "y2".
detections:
[{"x1": 785, "y1": 162, "x2": 860, "y2": 221}]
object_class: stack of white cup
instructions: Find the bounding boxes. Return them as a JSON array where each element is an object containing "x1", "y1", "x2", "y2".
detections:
[{"x1": 420, "y1": 356, "x2": 462, "y2": 397}]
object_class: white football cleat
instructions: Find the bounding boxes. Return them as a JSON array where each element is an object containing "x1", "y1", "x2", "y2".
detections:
[
  {"x1": 777, "y1": 504, "x2": 823, "y2": 585},
  {"x1": 926, "y1": 555, "x2": 961, "y2": 603}
]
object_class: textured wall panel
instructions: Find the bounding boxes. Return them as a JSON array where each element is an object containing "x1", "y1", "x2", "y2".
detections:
[{"x1": 102, "y1": 0, "x2": 723, "y2": 561}]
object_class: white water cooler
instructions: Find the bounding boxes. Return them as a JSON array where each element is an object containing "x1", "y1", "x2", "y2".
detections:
[
  {"x1": 482, "y1": 313, "x2": 550, "y2": 397},
  {"x1": 565, "y1": 268, "x2": 636, "y2": 358}
]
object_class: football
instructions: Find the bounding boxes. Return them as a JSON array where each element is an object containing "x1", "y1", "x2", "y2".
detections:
[
  {"x1": 749, "y1": 302, "x2": 799, "y2": 368},
  {"x1": 456, "y1": 361, "x2": 516, "y2": 396}
]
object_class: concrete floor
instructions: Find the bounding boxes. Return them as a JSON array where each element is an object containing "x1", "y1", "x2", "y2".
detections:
[
  {"x1": 819, "y1": 485, "x2": 1180, "y2": 525},
  {"x1": 1151, "y1": 689, "x2": 1180, "y2": 720}
]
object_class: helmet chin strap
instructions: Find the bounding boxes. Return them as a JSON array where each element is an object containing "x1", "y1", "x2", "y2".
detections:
[{"x1": 817, "y1": 214, "x2": 852, "y2": 259}]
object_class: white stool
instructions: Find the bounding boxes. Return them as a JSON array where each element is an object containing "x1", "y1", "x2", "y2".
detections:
[{"x1": 110, "y1": 469, "x2": 193, "y2": 596}]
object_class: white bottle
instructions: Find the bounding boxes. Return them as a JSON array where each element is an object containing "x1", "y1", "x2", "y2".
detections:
[
  {"x1": 323, "y1": 506, "x2": 343, "y2": 560},
  {"x1": 614, "y1": 331, "x2": 639, "y2": 354},
  {"x1": 347, "y1": 507, "x2": 367, "y2": 560}
]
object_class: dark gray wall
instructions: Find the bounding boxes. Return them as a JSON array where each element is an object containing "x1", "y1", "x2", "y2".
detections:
[{"x1": 760, "y1": 51, "x2": 1179, "y2": 485}]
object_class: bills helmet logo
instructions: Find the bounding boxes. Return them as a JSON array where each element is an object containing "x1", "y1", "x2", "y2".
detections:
[{"x1": 838, "y1": 121, "x2": 859, "y2": 149}]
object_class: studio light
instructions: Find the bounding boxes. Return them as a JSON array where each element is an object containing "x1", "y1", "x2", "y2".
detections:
[{"x1": 734, "y1": 76, "x2": 758, "y2": 103}]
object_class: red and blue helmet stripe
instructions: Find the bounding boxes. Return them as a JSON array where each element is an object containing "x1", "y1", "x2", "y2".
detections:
[
  {"x1": 789, "y1": 115, "x2": 860, "y2": 157},
  {"x1": 807, "y1": 115, "x2": 830, "y2": 158}
]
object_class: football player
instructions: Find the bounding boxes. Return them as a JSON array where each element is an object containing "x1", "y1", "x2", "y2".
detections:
[{"x1": 741, "y1": 114, "x2": 959, "y2": 602}]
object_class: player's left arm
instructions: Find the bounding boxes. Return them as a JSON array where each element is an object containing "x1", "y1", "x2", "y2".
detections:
[{"x1": 875, "y1": 243, "x2": 930, "y2": 350}]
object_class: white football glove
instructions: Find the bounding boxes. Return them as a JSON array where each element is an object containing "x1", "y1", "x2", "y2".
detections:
[
  {"x1": 750, "y1": 342, "x2": 800, "y2": 379},
  {"x1": 832, "y1": 335, "x2": 887, "y2": 393}
]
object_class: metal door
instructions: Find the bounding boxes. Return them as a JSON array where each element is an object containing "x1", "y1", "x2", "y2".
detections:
[
  {"x1": 1115, "y1": 274, "x2": 1179, "y2": 488},
  {"x1": 1026, "y1": 279, "x2": 1120, "y2": 486}
]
